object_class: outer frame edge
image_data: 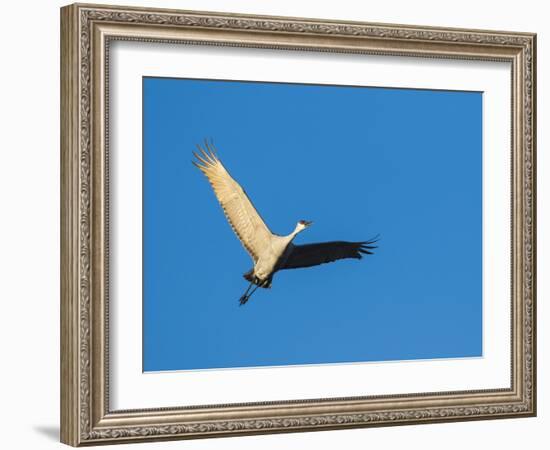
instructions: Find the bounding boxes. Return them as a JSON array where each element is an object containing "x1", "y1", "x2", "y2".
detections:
[{"x1": 60, "y1": 3, "x2": 81, "y2": 447}]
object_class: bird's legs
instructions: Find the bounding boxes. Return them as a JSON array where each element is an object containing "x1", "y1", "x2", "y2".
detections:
[
  {"x1": 238, "y1": 278, "x2": 262, "y2": 306},
  {"x1": 239, "y1": 284, "x2": 261, "y2": 306},
  {"x1": 239, "y1": 281, "x2": 254, "y2": 305}
]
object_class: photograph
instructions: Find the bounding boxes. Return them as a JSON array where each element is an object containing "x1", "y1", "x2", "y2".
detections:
[{"x1": 142, "y1": 77, "x2": 483, "y2": 372}]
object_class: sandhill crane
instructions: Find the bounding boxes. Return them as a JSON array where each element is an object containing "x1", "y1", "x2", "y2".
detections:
[{"x1": 192, "y1": 141, "x2": 378, "y2": 305}]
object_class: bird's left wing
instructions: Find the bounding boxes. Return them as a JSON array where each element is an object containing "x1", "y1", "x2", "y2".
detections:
[
  {"x1": 192, "y1": 142, "x2": 273, "y2": 263},
  {"x1": 281, "y1": 240, "x2": 377, "y2": 270}
]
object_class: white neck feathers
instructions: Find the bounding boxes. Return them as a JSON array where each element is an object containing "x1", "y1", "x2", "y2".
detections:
[{"x1": 287, "y1": 222, "x2": 307, "y2": 240}]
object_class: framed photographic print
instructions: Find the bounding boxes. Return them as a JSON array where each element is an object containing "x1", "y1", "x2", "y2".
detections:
[{"x1": 60, "y1": 2, "x2": 537, "y2": 446}]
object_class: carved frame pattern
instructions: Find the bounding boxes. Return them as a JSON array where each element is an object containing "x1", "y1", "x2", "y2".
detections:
[{"x1": 61, "y1": 3, "x2": 536, "y2": 446}]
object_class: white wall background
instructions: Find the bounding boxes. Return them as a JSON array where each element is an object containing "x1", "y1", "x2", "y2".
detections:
[{"x1": 0, "y1": 0, "x2": 545, "y2": 448}]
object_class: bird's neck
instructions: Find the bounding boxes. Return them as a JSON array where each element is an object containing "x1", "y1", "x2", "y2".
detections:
[{"x1": 287, "y1": 225, "x2": 304, "y2": 242}]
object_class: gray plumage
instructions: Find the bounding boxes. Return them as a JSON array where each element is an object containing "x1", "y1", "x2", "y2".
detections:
[{"x1": 192, "y1": 141, "x2": 377, "y2": 305}]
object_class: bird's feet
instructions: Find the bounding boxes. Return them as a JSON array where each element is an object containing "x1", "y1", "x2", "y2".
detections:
[{"x1": 239, "y1": 294, "x2": 249, "y2": 306}]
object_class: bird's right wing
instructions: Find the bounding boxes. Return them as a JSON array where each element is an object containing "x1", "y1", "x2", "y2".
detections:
[
  {"x1": 281, "y1": 240, "x2": 377, "y2": 270},
  {"x1": 193, "y1": 142, "x2": 273, "y2": 263}
]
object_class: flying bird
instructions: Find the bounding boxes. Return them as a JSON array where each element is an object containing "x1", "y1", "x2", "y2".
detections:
[{"x1": 192, "y1": 141, "x2": 378, "y2": 305}]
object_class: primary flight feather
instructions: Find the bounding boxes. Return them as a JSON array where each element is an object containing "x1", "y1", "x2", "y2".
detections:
[{"x1": 193, "y1": 141, "x2": 377, "y2": 305}]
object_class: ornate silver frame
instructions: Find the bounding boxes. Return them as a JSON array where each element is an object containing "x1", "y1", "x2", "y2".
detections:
[{"x1": 60, "y1": 2, "x2": 536, "y2": 446}]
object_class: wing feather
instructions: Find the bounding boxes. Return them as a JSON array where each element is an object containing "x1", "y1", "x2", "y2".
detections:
[
  {"x1": 193, "y1": 142, "x2": 273, "y2": 262},
  {"x1": 281, "y1": 239, "x2": 378, "y2": 270}
]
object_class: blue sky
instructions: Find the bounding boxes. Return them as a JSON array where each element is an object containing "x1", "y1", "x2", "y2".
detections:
[{"x1": 142, "y1": 77, "x2": 483, "y2": 371}]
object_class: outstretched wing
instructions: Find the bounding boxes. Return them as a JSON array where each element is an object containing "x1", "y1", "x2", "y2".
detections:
[
  {"x1": 193, "y1": 141, "x2": 273, "y2": 262},
  {"x1": 281, "y1": 239, "x2": 377, "y2": 270}
]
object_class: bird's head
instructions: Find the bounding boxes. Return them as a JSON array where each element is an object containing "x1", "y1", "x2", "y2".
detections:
[{"x1": 295, "y1": 220, "x2": 313, "y2": 232}]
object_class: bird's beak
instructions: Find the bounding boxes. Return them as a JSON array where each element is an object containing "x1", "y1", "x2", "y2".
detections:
[{"x1": 304, "y1": 221, "x2": 313, "y2": 226}]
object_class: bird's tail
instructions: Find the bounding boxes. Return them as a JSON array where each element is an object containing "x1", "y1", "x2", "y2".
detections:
[
  {"x1": 243, "y1": 269, "x2": 255, "y2": 283},
  {"x1": 243, "y1": 269, "x2": 272, "y2": 288}
]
